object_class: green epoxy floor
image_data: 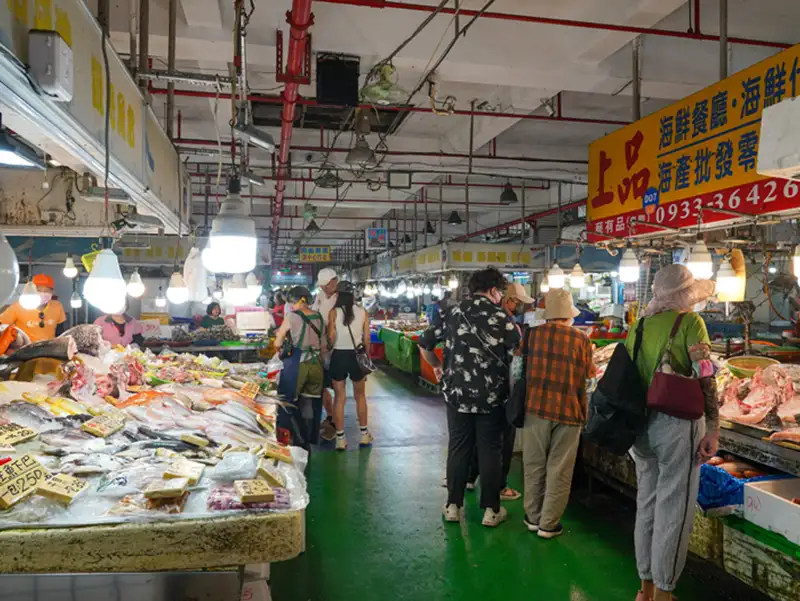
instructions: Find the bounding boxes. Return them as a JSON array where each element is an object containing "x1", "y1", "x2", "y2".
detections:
[{"x1": 271, "y1": 369, "x2": 767, "y2": 601}]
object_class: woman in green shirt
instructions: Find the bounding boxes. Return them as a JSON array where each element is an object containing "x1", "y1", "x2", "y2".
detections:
[
  {"x1": 201, "y1": 302, "x2": 225, "y2": 328},
  {"x1": 625, "y1": 264, "x2": 718, "y2": 601}
]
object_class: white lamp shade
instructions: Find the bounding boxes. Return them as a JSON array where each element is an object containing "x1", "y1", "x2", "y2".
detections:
[
  {"x1": 84, "y1": 249, "x2": 126, "y2": 314},
  {"x1": 225, "y1": 274, "x2": 252, "y2": 305},
  {"x1": 155, "y1": 288, "x2": 167, "y2": 308},
  {"x1": 619, "y1": 249, "x2": 640, "y2": 283},
  {"x1": 0, "y1": 234, "x2": 20, "y2": 306},
  {"x1": 245, "y1": 272, "x2": 261, "y2": 301},
  {"x1": 686, "y1": 240, "x2": 714, "y2": 280},
  {"x1": 448, "y1": 276, "x2": 459, "y2": 290},
  {"x1": 19, "y1": 280, "x2": 41, "y2": 310},
  {"x1": 70, "y1": 291, "x2": 82, "y2": 309},
  {"x1": 62, "y1": 256, "x2": 78, "y2": 278},
  {"x1": 547, "y1": 264, "x2": 566, "y2": 289},
  {"x1": 166, "y1": 272, "x2": 189, "y2": 304},
  {"x1": 716, "y1": 257, "x2": 746, "y2": 302},
  {"x1": 569, "y1": 264, "x2": 585, "y2": 289},
  {"x1": 126, "y1": 270, "x2": 145, "y2": 298},
  {"x1": 203, "y1": 183, "x2": 257, "y2": 274},
  {"x1": 540, "y1": 280, "x2": 550, "y2": 293}
]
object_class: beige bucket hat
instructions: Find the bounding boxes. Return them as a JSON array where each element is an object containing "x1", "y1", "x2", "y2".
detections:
[
  {"x1": 544, "y1": 288, "x2": 580, "y2": 320},
  {"x1": 642, "y1": 264, "x2": 715, "y2": 317}
]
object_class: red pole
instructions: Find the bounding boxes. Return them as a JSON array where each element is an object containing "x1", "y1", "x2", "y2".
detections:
[
  {"x1": 177, "y1": 110, "x2": 182, "y2": 139},
  {"x1": 693, "y1": 0, "x2": 701, "y2": 34},
  {"x1": 314, "y1": 0, "x2": 787, "y2": 49},
  {"x1": 273, "y1": 0, "x2": 314, "y2": 240}
]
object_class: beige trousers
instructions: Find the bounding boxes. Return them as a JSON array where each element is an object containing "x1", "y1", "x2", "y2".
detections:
[{"x1": 521, "y1": 414, "x2": 581, "y2": 531}]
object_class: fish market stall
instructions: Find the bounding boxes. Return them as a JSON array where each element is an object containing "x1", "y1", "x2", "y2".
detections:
[
  {"x1": 378, "y1": 320, "x2": 429, "y2": 375},
  {"x1": 0, "y1": 325, "x2": 307, "y2": 582}
]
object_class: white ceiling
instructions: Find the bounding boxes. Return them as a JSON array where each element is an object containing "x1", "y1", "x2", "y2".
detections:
[{"x1": 94, "y1": 0, "x2": 798, "y2": 261}]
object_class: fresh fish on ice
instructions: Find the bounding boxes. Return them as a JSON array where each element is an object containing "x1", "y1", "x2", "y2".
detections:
[
  {"x1": 3, "y1": 336, "x2": 77, "y2": 363},
  {"x1": 60, "y1": 325, "x2": 107, "y2": 357}
]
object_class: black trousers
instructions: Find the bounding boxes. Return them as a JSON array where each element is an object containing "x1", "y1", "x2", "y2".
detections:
[
  {"x1": 468, "y1": 422, "x2": 516, "y2": 488},
  {"x1": 446, "y1": 403, "x2": 506, "y2": 512},
  {"x1": 277, "y1": 395, "x2": 323, "y2": 451}
]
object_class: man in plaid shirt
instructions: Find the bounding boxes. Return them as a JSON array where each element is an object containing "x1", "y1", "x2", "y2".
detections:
[{"x1": 519, "y1": 288, "x2": 595, "y2": 539}]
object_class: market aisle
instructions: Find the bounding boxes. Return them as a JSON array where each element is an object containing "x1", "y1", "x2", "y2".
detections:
[{"x1": 271, "y1": 369, "x2": 767, "y2": 601}]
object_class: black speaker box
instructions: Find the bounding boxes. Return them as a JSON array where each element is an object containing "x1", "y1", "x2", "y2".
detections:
[{"x1": 316, "y1": 53, "x2": 360, "y2": 107}]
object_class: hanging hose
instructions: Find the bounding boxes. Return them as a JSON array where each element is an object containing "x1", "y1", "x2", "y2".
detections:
[{"x1": 763, "y1": 252, "x2": 792, "y2": 322}]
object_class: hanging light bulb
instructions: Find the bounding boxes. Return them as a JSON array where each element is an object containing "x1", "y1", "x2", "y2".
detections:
[
  {"x1": 397, "y1": 281, "x2": 408, "y2": 295},
  {"x1": 448, "y1": 275, "x2": 459, "y2": 290},
  {"x1": 686, "y1": 240, "x2": 713, "y2": 280},
  {"x1": 62, "y1": 255, "x2": 78, "y2": 278},
  {"x1": 423, "y1": 285, "x2": 431, "y2": 295},
  {"x1": 432, "y1": 283, "x2": 442, "y2": 297},
  {"x1": 619, "y1": 248, "x2": 640, "y2": 283},
  {"x1": 212, "y1": 287, "x2": 224, "y2": 300},
  {"x1": 166, "y1": 272, "x2": 189, "y2": 304},
  {"x1": 225, "y1": 274, "x2": 251, "y2": 305},
  {"x1": 126, "y1": 269, "x2": 145, "y2": 298},
  {"x1": 540, "y1": 279, "x2": 550, "y2": 294},
  {"x1": 0, "y1": 233, "x2": 19, "y2": 307},
  {"x1": 245, "y1": 272, "x2": 261, "y2": 301},
  {"x1": 70, "y1": 291, "x2": 82, "y2": 309},
  {"x1": 19, "y1": 280, "x2": 41, "y2": 310},
  {"x1": 202, "y1": 176, "x2": 257, "y2": 274},
  {"x1": 715, "y1": 257, "x2": 739, "y2": 299},
  {"x1": 84, "y1": 249, "x2": 127, "y2": 314},
  {"x1": 547, "y1": 263, "x2": 565, "y2": 289},
  {"x1": 155, "y1": 286, "x2": 167, "y2": 308},
  {"x1": 569, "y1": 263, "x2": 585, "y2": 289},
  {"x1": 793, "y1": 247, "x2": 800, "y2": 280}
]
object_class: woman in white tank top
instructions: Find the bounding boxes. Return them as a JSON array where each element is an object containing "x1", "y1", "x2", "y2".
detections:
[{"x1": 327, "y1": 283, "x2": 373, "y2": 451}]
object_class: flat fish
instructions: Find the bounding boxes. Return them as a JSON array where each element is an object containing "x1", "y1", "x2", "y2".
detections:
[
  {"x1": 3, "y1": 336, "x2": 77, "y2": 363},
  {"x1": 60, "y1": 325, "x2": 104, "y2": 356},
  {"x1": 0, "y1": 400, "x2": 59, "y2": 430}
]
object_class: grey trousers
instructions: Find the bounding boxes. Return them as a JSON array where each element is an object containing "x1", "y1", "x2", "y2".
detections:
[
  {"x1": 521, "y1": 415, "x2": 581, "y2": 531},
  {"x1": 631, "y1": 412, "x2": 704, "y2": 592}
]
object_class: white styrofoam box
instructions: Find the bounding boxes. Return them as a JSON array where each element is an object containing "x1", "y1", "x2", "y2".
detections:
[
  {"x1": 743, "y1": 479, "x2": 800, "y2": 545},
  {"x1": 28, "y1": 30, "x2": 73, "y2": 102},
  {"x1": 759, "y1": 96, "x2": 800, "y2": 180}
]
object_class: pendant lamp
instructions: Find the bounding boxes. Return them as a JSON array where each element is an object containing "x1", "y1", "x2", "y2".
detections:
[
  {"x1": 225, "y1": 274, "x2": 251, "y2": 305},
  {"x1": 547, "y1": 264, "x2": 565, "y2": 289},
  {"x1": 202, "y1": 176, "x2": 257, "y2": 274},
  {"x1": 499, "y1": 181, "x2": 518, "y2": 204},
  {"x1": 686, "y1": 240, "x2": 713, "y2": 280},
  {"x1": 70, "y1": 291, "x2": 82, "y2": 309},
  {"x1": 619, "y1": 248, "x2": 640, "y2": 283},
  {"x1": 166, "y1": 272, "x2": 189, "y2": 304},
  {"x1": 246, "y1": 272, "x2": 262, "y2": 301},
  {"x1": 155, "y1": 286, "x2": 167, "y2": 308},
  {"x1": 19, "y1": 280, "x2": 40, "y2": 310},
  {"x1": 540, "y1": 280, "x2": 550, "y2": 294},
  {"x1": 62, "y1": 255, "x2": 78, "y2": 278},
  {"x1": 448, "y1": 275, "x2": 459, "y2": 290},
  {"x1": 447, "y1": 211, "x2": 462, "y2": 226},
  {"x1": 126, "y1": 269, "x2": 145, "y2": 298},
  {"x1": 569, "y1": 264, "x2": 585, "y2": 288},
  {"x1": 84, "y1": 249, "x2": 127, "y2": 314}
]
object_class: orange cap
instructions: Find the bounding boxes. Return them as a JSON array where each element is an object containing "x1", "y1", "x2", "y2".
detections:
[{"x1": 32, "y1": 274, "x2": 55, "y2": 289}]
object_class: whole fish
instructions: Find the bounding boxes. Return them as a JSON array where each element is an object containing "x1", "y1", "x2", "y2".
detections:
[
  {"x1": 0, "y1": 400, "x2": 59, "y2": 430},
  {"x1": 3, "y1": 336, "x2": 77, "y2": 363},
  {"x1": 59, "y1": 325, "x2": 105, "y2": 356}
]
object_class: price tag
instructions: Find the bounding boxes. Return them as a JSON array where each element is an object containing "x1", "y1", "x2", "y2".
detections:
[
  {"x1": 263, "y1": 442, "x2": 293, "y2": 464},
  {"x1": 0, "y1": 423, "x2": 38, "y2": 446},
  {"x1": 239, "y1": 381, "x2": 260, "y2": 399},
  {"x1": 144, "y1": 477, "x2": 189, "y2": 499},
  {"x1": 257, "y1": 458, "x2": 286, "y2": 488},
  {"x1": 81, "y1": 414, "x2": 125, "y2": 437},
  {"x1": 234, "y1": 479, "x2": 275, "y2": 503},
  {"x1": 36, "y1": 473, "x2": 89, "y2": 505},
  {"x1": 0, "y1": 454, "x2": 50, "y2": 509},
  {"x1": 164, "y1": 458, "x2": 205, "y2": 485}
]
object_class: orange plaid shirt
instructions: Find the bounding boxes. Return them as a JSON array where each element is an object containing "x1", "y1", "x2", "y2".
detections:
[{"x1": 521, "y1": 322, "x2": 596, "y2": 426}]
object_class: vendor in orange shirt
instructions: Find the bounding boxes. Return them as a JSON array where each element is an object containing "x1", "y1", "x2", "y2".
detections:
[{"x1": 0, "y1": 274, "x2": 67, "y2": 343}]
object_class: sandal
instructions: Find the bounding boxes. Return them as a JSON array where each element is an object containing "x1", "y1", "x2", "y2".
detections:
[{"x1": 500, "y1": 487, "x2": 521, "y2": 501}]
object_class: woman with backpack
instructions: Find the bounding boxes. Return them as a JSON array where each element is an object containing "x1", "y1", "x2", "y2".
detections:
[
  {"x1": 328, "y1": 281, "x2": 373, "y2": 451},
  {"x1": 625, "y1": 264, "x2": 719, "y2": 601},
  {"x1": 274, "y1": 286, "x2": 326, "y2": 450}
]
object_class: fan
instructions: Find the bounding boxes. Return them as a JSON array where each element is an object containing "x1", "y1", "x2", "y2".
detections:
[
  {"x1": 313, "y1": 165, "x2": 343, "y2": 189},
  {"x1": 361, "y1": 64, "x2": 408, "y2": 106}
]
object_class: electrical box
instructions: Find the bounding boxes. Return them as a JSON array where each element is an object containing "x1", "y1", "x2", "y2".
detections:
[{"x1": 28, "y1": 30, "x2": 73, "y2": 102}]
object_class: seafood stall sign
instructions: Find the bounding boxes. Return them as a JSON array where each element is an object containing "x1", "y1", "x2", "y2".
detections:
[{"x1": 588, "y1": 42, "x2": 800, "y2": 241}]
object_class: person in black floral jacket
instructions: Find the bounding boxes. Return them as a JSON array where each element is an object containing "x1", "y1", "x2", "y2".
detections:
[{"x1": 419, "y1": 267, "x2": 520, "y2": 527}]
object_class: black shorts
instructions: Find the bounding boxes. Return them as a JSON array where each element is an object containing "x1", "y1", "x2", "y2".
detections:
[{"x1": 329, "y1": 349, "x2": 364, "y2": 383}]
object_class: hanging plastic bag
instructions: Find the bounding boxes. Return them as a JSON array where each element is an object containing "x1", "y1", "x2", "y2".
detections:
[{"x1": 266, "y1": 356, "x2": 284, "y2": 383}]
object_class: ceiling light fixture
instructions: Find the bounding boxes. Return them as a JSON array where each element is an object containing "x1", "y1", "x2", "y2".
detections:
[
  {"x1": 547, "y1": 263, "x2": 565, "y2": 289},
  {"x1": 619, "y1": 247, "x2": 640, "y2": 283},
  {"x1": 62, "y1": 255, "x2": 78, "y2": 279},
  {"x1": 686, "y1": 240, "x2": 713, "y2": 280},
  {"x1": 569, "y1": 263, "x2": 585, "y2": 289},
  {"x1": 0, "y1": 233, "x2": 19, "y2": 306},
  {"x1": 345, "y1": 136, "x2": 376, "y2": 169},
  {"x1": 447, "y1": 211, "x2": 462, "y2": 226},
  {"x1": 84, "y1": 249, "x2": 127, "y2": 314},
  {"x1": 225, "y1": 274, "x2": 251, "y2": 306},
  {"x1": 425, "y1": 220, "x2": 436, "y2": 235},
  {"x1": 70, "y1": 291, "x2": 82, "y2": 309},
  {"x1": 233, "y1": 121, "x2": 276, "y2": 152},
  {"x1": 0, "y1": 117, "x2": 45, "y2": 169},
  {"x1": 306, "y1": 219, "x2": 321, "y2": 233},
  {"x1": 246, "y1": 272, "x2": 262, "y2": 301},
  {"x1": 540, "y1": 280, "x2": 550, "y2": 294},
  {"x1": 448, "y1": 275, "x2": 459, "y2": 290},
  {"x1": 715, "y1": 257, "x2": 739, "y2": 298},
  {"x1": 19, "y1": 280, "x2": 41, "y2": 310},
  {"x1": 126, "y1": 269, "x2": 145, "y2": 298},
  {"x1": 166, "y1": 272, "x2": 189, "y2": 304},
  {"x1": 202, "y1": 176, "x2": 257, "y2": 274},
  {"x1": 155, "y1": 286, "x2": 167, "y2": 308},
  {"x1": 499, "y1": 181, "x2": 518, "y2": 204},
  {"x1": 242, "y1": 170, "x2": 265, "y2": 186}
]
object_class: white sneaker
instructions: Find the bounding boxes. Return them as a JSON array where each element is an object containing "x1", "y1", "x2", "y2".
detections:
[
  {"x1": 359, "y1": 430, "x2": 374, "y2": 447},
  {"x1": 481, "y1": 506, "x2": 508, "y2": 527},
  {"x1": 335, "y1": 436, "x2": 347, "y2": 451},
  {"x1": 443, "y1": 503, "x2": 460, "y2": 522}
]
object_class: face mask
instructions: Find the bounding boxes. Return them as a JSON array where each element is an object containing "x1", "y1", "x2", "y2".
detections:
[
  {"x1": 514, "y1": 303, "x2": 525, "y2": 316},
  {"x1": 693, "y1": 301, "x2": 708, "y2": 312},
  {"x1": 39, "y1": 293, "x2": 52, "y2": 305}
]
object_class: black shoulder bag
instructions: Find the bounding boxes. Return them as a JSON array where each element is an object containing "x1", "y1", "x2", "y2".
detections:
[
  {"x1": 346, "y1": 310, "x2": 376, "y2": 376},
  {"x1": 583, "y1": 318, "x2": 648, "y2": 455}
]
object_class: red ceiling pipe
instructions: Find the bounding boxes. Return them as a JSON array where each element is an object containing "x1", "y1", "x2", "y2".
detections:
[
  {"x1": 149, "y1": 86, "x2": 629, "y2": 127},
  {"x1": 186, "y1": 172, "x2": 548, "y2": 190},
  {"x1": 175, "y1": 138, "x2": 587, "y2": 164},
  {"x1": 454, "y1": 198, "x2": 586, "y2": 241},
  {"x1": 273, "y1": 1, "x2": 314, "y2": 240},
  {"x1": 316, "y1": 0, "x2": 788, "y2": 49},
  {"x1": 191, "y1": 195, "x2": 525, "y2": 208}
]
